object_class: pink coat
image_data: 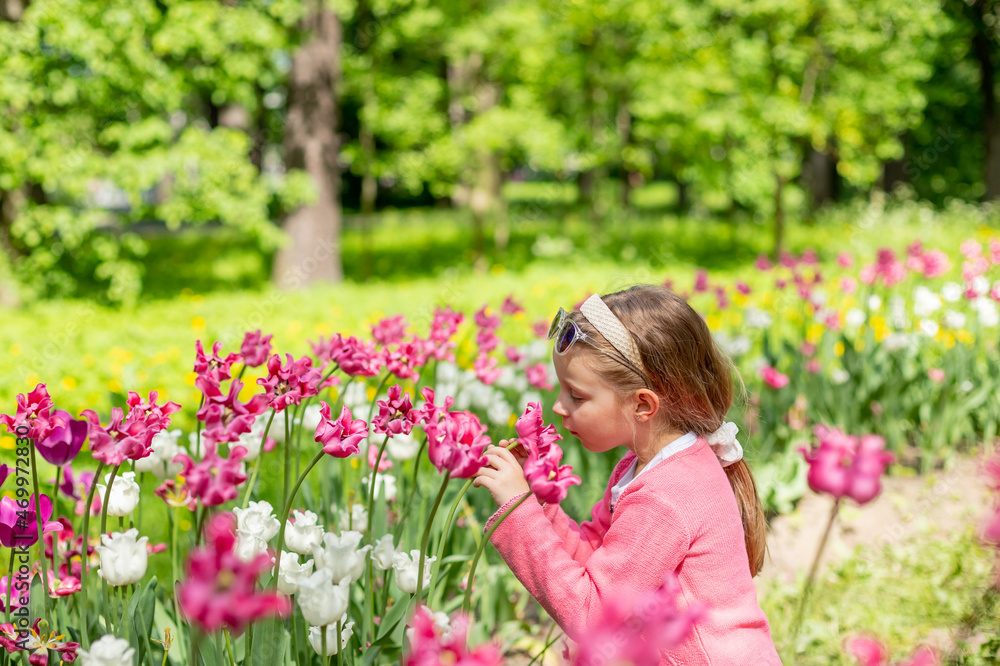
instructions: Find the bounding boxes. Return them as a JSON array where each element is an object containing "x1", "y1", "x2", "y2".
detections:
[{"x1": 488, "y1": 438, "x2": 782, "y2": 665}]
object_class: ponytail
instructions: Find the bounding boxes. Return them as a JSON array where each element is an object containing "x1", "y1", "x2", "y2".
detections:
[{"x1": 724, "y1": 459, "x2": 767, "y2": 577}]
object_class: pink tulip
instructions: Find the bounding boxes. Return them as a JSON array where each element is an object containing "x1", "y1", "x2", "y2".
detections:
[
  {"x1": 514, "y1": 402, "x2": 562, "y2": 459},
  {"x1": 693, "y1": 269, "x2": 709, "y2": 293},
  {"x1": 372, "y1": 384, "x2": 418, "y2": 437},
  {"x1": 837, "y1": 251, "x2": 854, "y2": 268},
  {"x1": 178, "y1": 512, "x2": 291, "y2": 634},
  {"x1": 474, "y1": 305, "x2": 502, "y2": 354},
  {"x1": 846, "y1": 637, "x2": 939, "y2": 666},
  {"x1": 500, "y1": 295, "x2": 524, "y2": 315},
  {"x1": 424, "y1": 411, "x2": 490, "y2": 479},
  {"x1": 80, "y1": 391, "x2": 181, "y2": 466},
  {"x1": 988, "y1": 238, "x2": 1000, "y2": 265},
  {"x1": 800, "y1": 426, "x2": 894, "y2": 505},
  {"x1": 172, "y1": 444, "x2": 249, "y2": 507},
  {"x1": 755, "y1": 254, "x2": 773, "y2": 271},
  {"x1": 860, "y1": 248, "x2": 907, "y2": 287},
  {"x1": 1, "y1": 383, "x2": 56, "y2": 442},
  {"x1": 240, "y1": 330, "x2": 273, "y2": 368},
  {"x1": 404, "y1": 607, "x2": 501, "y2": 666},
  {"x1": 523, "y1": 445, "x2": 581, "y2": 504},
  {"x1": 532, "y1": 318, "x2": 549, "y2": 339},
  {"x1": 571, "y1": 573, "x2": 705, "y2": 665},
  {"x1": 761, "y1": 366, "x2": 790, "y2": 390},
  {"x1": 427, "y1": 306, "x2": 464, "y2": 362},
  {"x1": 314, "y1": 402, "x2": 368, "y2": 458},
  {"x1": 736, "y1": 281, "x2": 751, "y2": 295},
  {"x1": 504, "y1": 346, "x2": 525, "y2": 364},
  {"x1": 473, "y1": 354, "x2": 502, "y2": 385},
  {"x1": 927, "y1": 368, "x2": 945, "y2": 383},
  {"x1": 196, "y1": 378, "x2": 269, "y2": 446},
  {"x1": 0, "y1": 464, "x2": 9, "y2": 490},
  {"x1": 525, "y1": 363, "x2": 553, "y2": 391},
  {"x1": 368, "y1": 443, "x2": 394, "y2": 471},
  {"x1": 371, "y1": 315, "x2": 408, "y2": 346},
  {"x1": 312, "y1": 333, "x2": 382, "y2": 377},
  {"x1": 257, "y1": 353, "x2": 323, "y2": 412},
  {"x1": 960, "y1": 239, "x2": 982, "y2": 259},
  {"x1": 0, "y1": 494, "x2": 63, "y2": 549},
  {"x1": 381, "y1": 340, "x2": 425, "y2": 382},
  {"x1": 194, "y1": 340, "x2": 241, "y2": 385}
]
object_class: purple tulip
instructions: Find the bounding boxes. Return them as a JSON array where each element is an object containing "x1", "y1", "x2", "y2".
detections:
[
  {"x1": 0, "y1": 464, "x2": 9, "y2": 489},
  {"x1": 799, "y1": 426, "x2": 894, "y2": 505},
  {"x1": 37, "y1": 410, "x2": 87, "y2": 466}
]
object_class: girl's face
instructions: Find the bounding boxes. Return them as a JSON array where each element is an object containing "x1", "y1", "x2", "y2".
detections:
[{"x1": 551, "y1": 348, "x2": 633, "y2": 454}]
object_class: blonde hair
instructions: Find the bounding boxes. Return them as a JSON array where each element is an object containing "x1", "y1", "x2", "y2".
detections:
[{"x1": 567, "y1": 284, "x2": 767, "y2": 576}]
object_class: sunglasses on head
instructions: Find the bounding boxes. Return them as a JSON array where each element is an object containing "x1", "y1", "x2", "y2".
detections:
[
  {"x1": 547, "y1": 307, "x2": 589, "y2": 355},
  {"x1": 547, "y1": 307, "x2": 652, "y2": 386}
]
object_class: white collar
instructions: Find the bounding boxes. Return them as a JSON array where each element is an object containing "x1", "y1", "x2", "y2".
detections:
[{"x1": 610, "y1": 432, "x2": 699, "y2": 509}]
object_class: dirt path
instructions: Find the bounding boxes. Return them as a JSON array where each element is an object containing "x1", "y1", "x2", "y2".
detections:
[{"x1": 759, "y1": 453, "x2": 994, "y2": 585}]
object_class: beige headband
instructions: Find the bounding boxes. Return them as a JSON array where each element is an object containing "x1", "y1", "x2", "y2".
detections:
[{"x1": 579, "y1": 294, "x2": 646, "y2": 373}]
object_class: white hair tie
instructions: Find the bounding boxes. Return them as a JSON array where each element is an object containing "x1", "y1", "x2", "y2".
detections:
[{"x1": 706, "y1": 421, "x2": 743, "y2": 467}]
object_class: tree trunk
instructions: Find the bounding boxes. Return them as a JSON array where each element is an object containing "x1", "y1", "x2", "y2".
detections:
[
  {"x1": 0, "y1": 0, "x2": 26, "y2": 22},
  {"x1": 272, "y1": 2, "x2": 343, "y2": 289},
  {"x1": 973, "y1": 1, "x2": 1000, "y2": 200},
  {"x1": 803, "y1": 145, "x2": 838, "y2": 210},
  {"x1": 0, "y1": 189, "x2": 23, "y2": 307}
]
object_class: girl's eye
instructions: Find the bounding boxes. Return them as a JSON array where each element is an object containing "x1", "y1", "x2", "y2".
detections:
[{"x1": 570, "y1": 393, "x2": 583, "y2": 401}]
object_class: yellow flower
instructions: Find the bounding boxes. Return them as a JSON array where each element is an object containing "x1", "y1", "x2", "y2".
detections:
[
  {"x1": 25, "y1": 372, "x2": 39, "y2": 387},
  {"x1": 9, "y1": 344, "x2": 22, "y2": 356},
  {"x1": 314, "y1": 322, "x2": 332, "y2": 336},
  {"x1": 806, "y1": 324, "x2": 823, "y2": 344},
  {"x1": 82, "y1": 354, "x2": 95, "y2": 367},
  {"x1": 0, "y1": 436, "x2": 14, "y2": 450},
  {"x1": 956, "y1": 329, "x2": 974, "y2": 345},
  {"x1": 287, "y1": 320, "x2": 303, "y2": 336},
  {"x1": 184, "y1": 371, "x2": 198, "y2": 386},
  {"x1": 491, "y1": 264, "x2": 506, "y2": 276},
  {"x1": 61, "y1": 377, "x2": 77, "y2": 391},
  {"x1": 191, "y1": 316, "x2": 206, "y2": 332},
  {"x1": 706, "y1": 314, "x2": 722, "y2": 331},
  {"x1": 854, "y1": 338, "x2": 865, "y2": 352},
  {"x1": 108, "y1": 378, "x2": 122, "y2": 393},
  {"x1": 179, "y1": 519, "x2": 192, "y2": 532},
  {"x1": 834, "y1": 342, "x2": 845, "y2": 357},
  {"x1": 152, "y1": 352, "x2": 168, "y2": 365}
]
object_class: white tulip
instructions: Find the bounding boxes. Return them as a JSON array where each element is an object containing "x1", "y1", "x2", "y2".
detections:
[
  {"x1": 236, "y1": 417, "x2": 275, "y2": 462},
  {"x1": 134, "y1": 430, "x2": 183, "y2": 479},
  {"x1": 235, "y1": 530, "x2": 271, "y2": 564},
  {"x1": 96, "y1": 472, "x2": 140, "y2": 518},
  {"x1": 941, "y1": 282, "x2": 963, "y2": 303},
  {"x1": 942, "y1": 310, "x2": 967, "y2": 329},
  {"x1": 311, "y1": 531, "x2": 371, "y2": 584},
  {"x1": 392, "y1": 550, "x2": 435, "y2": 595},
  {"x1": 285, "y1": 509, "x2": 324, "y2": 555},
  {"x1": 274, "y1": 551, "x2": 314, "y2": 596},
  {"x1": 363, "y1": 473, "x2": 397, "y2": 502},
  {"x1": 77, "y1": 634, "x2": 135, "y2": 666},
  {"x1": 371, "y1": 535, "x2": 398, "y2": 571},
  {"x1": 308, "y1": 621, "x2": 355, "y2": 656},
  {"x1": 338, "y1": 505, "x2": 368, "y2": 533},
  {"x1": 301, "y1": 404, "x2": 324, "y2": 433},
  {"x1": 296, "y1": 568, "x2": 350, "y2": 627},
  {"x1": 96, "y1": 529, "x2": 148, "y2": 587},
  {"x1": 187, "y1": 432, "x2": 208, "y2": 459},
  {"x1": 233, "y1": 501, "x2": 280, "y2": 542},
  {"x1": 385, "y1": 432, "x2": 420, "y2": 460}
]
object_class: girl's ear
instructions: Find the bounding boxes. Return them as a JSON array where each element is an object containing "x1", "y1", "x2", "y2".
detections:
[{"x1": 634, "y1": 388, "x2": 659, "y2": 422}]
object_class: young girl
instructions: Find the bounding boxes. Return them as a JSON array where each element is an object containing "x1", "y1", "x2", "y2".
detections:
[{"x1": 473, "y1": 285, "x2": 781, "y2": 665}]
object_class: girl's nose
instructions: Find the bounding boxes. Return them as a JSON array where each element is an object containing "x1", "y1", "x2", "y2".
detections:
[{"x1": 552, "y1": 398, "x2": 568, "y2": 417}]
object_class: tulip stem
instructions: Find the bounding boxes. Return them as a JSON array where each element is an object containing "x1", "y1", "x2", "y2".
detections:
[
  {"x1": 78, "y1": 460, "x2": 106, "y2": 650},
  {"x1": 100, "y1": 463, "x2": 122, "y2": 637},
  {"x1": 28, "y1": 442, "x2": 53, "y2": 620},
  {"x1": 414, "y1": 472, "x2": 450, "y2": 606},
  {"x1": 241, "y1": 410, "x2": 276, "y2": 510},
  {"x1": 4, "y1": 548, "x2": 13, "y2": 627},
  {"x1": 283, "y1": 410, "x2": 291, "y2": 511},
  {"x1": 393, "y1": 438, "x2": 427, "y2": 541},
  {"x1": 168, "y1": 508, "x2": 187, "y2": 666},
  {"x1": 427, "y1": 478, "x2": 474, "y2": 606},
  {"x1": 52, "y1": 466, "x2": 61, "y2": 525},
  {"x1": 786, "y1": 497, "x2": 841, "y2": 663},
  {"x1": 223, "y1": 628, "x2": 236, "y2": 666},
  {"x1": 463, "y1": 492, "x2": 532, "y2": 616},
  {"x1": 365, "y1": 436, "x2": 390, "y2": 535},
  {"x1": 335, "y1": 618, "x2": 343, "y2": 666},
  {"x1": 366, "y1": 374, "x2": 391, "y2": 433},
  {"x1": 273, "y1": 450, "x2": 326, "y2": 586}
]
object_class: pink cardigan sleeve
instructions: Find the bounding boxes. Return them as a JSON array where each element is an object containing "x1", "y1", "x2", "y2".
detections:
[
  {"x1": 540, "y1": 502, "x2": 610, "y2": 565},
  {"x1": 489, "y1": 490, "x2": 691, "y2": 639}
]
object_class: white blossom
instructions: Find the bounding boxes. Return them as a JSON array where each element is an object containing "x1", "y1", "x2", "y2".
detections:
[
  {"x1": 371, "y1": 535, "x2": 398, "y2": 571},
  {"x1": 392, "y1": 550, "x2": 435, "y2": 594},
  {"x1": 285, "y1": 509, "x2": 324, "y2": 555},
  {"x1": 830, "y1": 369, "x2": 850, "y2": 385},
  {"x1": 363, "y1": 473, "x2": 397, "y2": 502},
  {"x1": 919, "y1": 319, "x2": 940, "y2": 337},
  {"x1": 308, "y1": 621, "x2": 355, "y2": 656},
  {"x1": 296, "y1": 568, "x2": 351, "y2": 627},
  {"x1": 311, "y1": 531, "x2": 372, "y2": 584},
  {"x1": 845, "y1": 308, "x2": 866, "y2": 328},
  {"x1": 912, "y1": 286, "x2": 942, "y2": 318},
  {"x1": 338, "y1": 505, "x2": 368, "y2": 533},
  {"x1": 96, "y1": 529, "x2": 148, "y2": 587},
  {"x1": 134, "y1": 430, "x2": 183, "y2": 479},
  {"x1": 744, "y1": 307, "x2": 772, "y2": 329},
  {"x1": 386, "y1": 432, "x2": 421, "y2": 461},
  {"x1": 274, "y1": 551, "x2": 314, "y2": 596},
  {"x1": 941, "y1": 282, "x2": 963, "y2": 303},
  {"x1": 233, "y1": 501, "x2": 280, "y2": 542},
  {"x1": 942, "y1": 310, "x2": 967, "y2": 329},
  {"x1": 867, "y1": 295, "x2": 883, "y2": 311},
  {"x1": 96, "y1": 472, "x2": 140, "y2": 518},
  {"x1": 78, "y1": 635, "x2": 135, "y2": 666}
]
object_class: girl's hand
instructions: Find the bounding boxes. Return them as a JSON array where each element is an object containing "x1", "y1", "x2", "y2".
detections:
[
  {"x1": 473, "y1": 445, "x2": 530, "y2": 507},
  {"x1": 497, "y1": 438, "x2": 529, "y2": 469}
]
